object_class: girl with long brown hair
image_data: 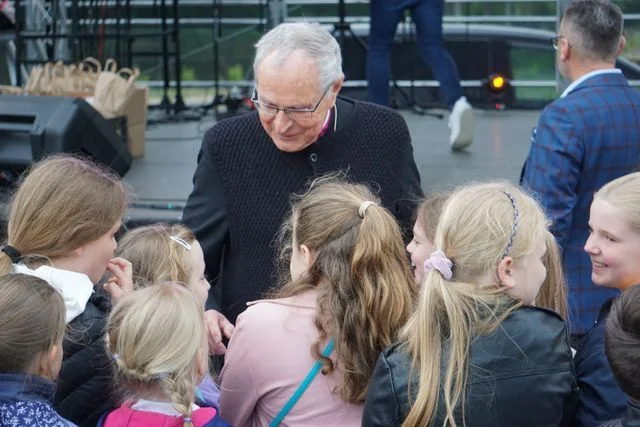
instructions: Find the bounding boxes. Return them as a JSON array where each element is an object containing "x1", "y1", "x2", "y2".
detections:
[
  {"x1": 219, "y1": 176, "x2": 416, "y2": 426},
  {"x1": 0, "y1": 154, "x2": 130, "y2": 426}
]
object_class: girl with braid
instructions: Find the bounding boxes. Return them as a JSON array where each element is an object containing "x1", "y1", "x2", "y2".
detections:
[{"x1": 100, "y1": 282, "x2": 227, "y2": 427}]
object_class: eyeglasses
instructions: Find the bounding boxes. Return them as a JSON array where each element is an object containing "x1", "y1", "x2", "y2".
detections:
[
  {"x1": 251, "y1": 84, "x2": 332, "y2": 121},
  {"x1": 551, "y1": 35, "x2": 568, "y2": 50}
]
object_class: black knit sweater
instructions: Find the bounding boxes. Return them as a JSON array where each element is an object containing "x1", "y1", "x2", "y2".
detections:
[{"x1": 183, "y1": 97, "x2": 422, "y2": 323}]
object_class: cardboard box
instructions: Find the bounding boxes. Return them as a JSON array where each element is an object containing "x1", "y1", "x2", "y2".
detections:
[{"x1": 123, "y1": 86, "x2": 148, "y2": 158}]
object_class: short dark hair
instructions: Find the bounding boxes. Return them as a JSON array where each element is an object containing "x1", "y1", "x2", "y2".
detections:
[
  {"x1": 605, "y1": 285, "x2": 640, "y2": 400},
  {"x1": 562, "y1": 0, "x2": 623, "y2": 61}
]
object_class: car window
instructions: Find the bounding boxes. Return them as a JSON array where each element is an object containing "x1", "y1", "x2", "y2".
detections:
[{"x1": 508, "y1": 41, "x2": 556, "y2": 103}]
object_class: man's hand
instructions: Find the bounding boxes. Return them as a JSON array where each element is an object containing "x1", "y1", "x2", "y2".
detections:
[{"x1": 204, "y1": 309, "x2": 235, "y2": 355}]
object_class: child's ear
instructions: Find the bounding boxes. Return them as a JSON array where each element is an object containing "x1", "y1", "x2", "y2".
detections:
[
  {"x1": 497, "y1": 256, "x2": 516, "y2": 290},
  {"x1": 34, "y1": 345, "x2": 61, "y2": 380},
  {"x1": 299, "y1": 244, "x2": 315, "y2": 269},
  {"x1": 195, "y1": 348, "x2": 207, "y2": 379}
]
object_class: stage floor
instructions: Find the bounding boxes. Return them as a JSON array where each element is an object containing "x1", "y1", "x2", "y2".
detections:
[{"x1": 125, "y1": 107, "x2": 541, "y2": 225}]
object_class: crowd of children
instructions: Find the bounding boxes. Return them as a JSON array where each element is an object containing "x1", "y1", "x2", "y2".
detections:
[{"x1": 2, "y1": 154, "x2": 640, "y2": 427}]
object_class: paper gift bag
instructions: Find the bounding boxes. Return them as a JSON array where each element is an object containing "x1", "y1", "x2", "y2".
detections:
[
  {"x1": 92, "y1": 59, "x2": 140, "y2": 118},
  {"x1": 76, "y1": 57, "x2": 101, "y2": 94},
  {"x1": 23, "y1": 60, "x2": 88, "y2": 96}
]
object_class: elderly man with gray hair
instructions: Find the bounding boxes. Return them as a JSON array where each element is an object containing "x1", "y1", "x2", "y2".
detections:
[{"x1": 182, "y1": 22, "x2": 422, "y2": 348}]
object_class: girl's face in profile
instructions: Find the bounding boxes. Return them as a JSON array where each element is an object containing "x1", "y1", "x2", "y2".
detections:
[
  {"x1": 585, "y1": 198, "x2": 640, "y2": 290},
  {"x1": 76, "y1": 221, "x2": 121, "y2": 283},
  {"x1": 406, "y1": 220, "x2": 434, "y2": 285},
  {"x1": 186, "y1": 239, "x2": 211, "y2": 307}
]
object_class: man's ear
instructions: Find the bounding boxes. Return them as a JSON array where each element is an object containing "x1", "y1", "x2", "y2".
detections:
[
  {"x1": 497, "y1": 256, "x2": 516, "y2": 289},
  {"x1": 560, "y1": 39, "x2": 571, "y2": 62},
  {"x1": 616, "y1": 35, "x2": 626, "y2": 57},
  {"x1": 331, "y1": 74, "x2": 344, "y2": 97}
]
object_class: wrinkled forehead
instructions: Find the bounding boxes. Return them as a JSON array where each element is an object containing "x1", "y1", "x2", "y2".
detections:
[
  {"x1": 255, "y1": 64, "x2": 325, "y2": 107},
  {"x1": 256, "y1": 50, "x2": 321, "y2": 87}
]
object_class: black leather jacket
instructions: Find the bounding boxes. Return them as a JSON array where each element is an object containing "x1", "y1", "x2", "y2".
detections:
[{"x1": 362, "y1": 306, "x2": 578, "y2": 427}]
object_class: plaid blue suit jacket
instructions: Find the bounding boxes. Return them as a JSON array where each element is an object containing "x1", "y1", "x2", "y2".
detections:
[{"x1": 521, "y1": 72, "x2": 640, "y2": 333}]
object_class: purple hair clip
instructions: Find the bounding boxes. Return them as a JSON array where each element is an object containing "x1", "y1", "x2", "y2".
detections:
[{"x1": 424, "y1": 250, "x2": 453, "y2": 280}]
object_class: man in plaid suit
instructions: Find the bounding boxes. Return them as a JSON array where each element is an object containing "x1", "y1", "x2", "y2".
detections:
[{"x1": 521, "y1": 0, "x2": 640, "y2": 335}]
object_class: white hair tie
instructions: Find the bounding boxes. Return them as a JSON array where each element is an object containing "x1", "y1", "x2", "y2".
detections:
[{"x1": 359, "y1": 201, "x2": 377, "y2": 218}]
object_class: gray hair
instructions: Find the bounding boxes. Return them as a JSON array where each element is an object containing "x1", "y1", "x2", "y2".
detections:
[
  {"x1": 253, "y1": 22, "x2": 343, "y2": 90},
  {"x1": 562, "y1": 0, "x2": 623, "y2": 61}
]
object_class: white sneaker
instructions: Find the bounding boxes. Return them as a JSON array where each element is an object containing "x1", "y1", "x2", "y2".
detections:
[{"x1": 448, "y1": 96, "x2": 474, "y2": 151}]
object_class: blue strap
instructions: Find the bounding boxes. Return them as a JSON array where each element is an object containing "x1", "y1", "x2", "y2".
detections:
[
  {"x1": 96, "y1": 412, "x2": 108, "y2": 427},
  {"x1": 269, "y1": 338, "x2": 335, "y2": 427}
]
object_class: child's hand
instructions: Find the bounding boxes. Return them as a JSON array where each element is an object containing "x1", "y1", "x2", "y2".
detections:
[
  {"x1": 204, "y1": 309, "x2": 235, "y2": 355},
  {"x1": 104, "y1": 257, "x2": 134, "y2": 303}
]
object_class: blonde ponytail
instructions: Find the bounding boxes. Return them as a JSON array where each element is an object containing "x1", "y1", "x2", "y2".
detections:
[{"x1": 401, "y1": 182, "x2": 549, "y2": 426}]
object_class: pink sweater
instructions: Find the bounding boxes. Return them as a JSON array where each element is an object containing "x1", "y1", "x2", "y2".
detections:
[{"x1": 219, "y1": 290, "x2": 363, "y2": 427}]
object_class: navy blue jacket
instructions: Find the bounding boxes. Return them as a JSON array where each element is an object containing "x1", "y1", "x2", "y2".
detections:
[
  {"x1": 0, "y1": 373, "x2": 75, "y2": 426},
  {"x1": 521, "y1": 71, "x2": 640, "y2": 332},
  {"x1": 574, "y1": 298, "x2": 628, "y2": 426}
]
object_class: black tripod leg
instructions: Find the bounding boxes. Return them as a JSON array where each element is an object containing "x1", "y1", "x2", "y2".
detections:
[{"x1": 173, "y1": 0, "x2": 185, "y2": 112}]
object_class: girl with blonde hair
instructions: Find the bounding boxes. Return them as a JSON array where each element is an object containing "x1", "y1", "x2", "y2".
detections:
[
  {"x1": 100, "y1": 283, "x2": 226, "y2": 427},
  {"x1": 0, "y1": 274, "x2": 72, "y2": 426},
  {"x1": 407, "y1": 192, "x2": 568, "y2": 318},
  {"x1": 574, "y1": 171, "x2": 640, "y2": 426},
  {"x1": 0, "y1": 154, "x2": 130, "y2": 426},
  {"x1": 114, "y1": 223, "x2": 210, "y2": 306},
  {"x1": 362, "y1": 182, "x2": 577, "y2": 427},
  {"x1": 113, "y1": 223, "x2": 233, "y2": 406},
  {"x1": 219, "y1": 177, "x2": 416, "y2": 426}
]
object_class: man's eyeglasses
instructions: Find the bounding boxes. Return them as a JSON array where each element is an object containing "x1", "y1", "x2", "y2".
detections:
[
  {"x1": 251, "y1": 84, "x2": 332, "y2": 121},
  {"x1": 551, "y1": 35, "x2": 568, "y2": 50}
]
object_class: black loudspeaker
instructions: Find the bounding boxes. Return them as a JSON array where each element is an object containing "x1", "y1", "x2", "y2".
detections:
[{"x1": 0, "y1": 95, "x2": 133, "y2": 177}]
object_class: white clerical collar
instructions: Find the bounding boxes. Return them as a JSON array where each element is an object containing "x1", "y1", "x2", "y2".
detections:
[
  {"x1": 13, "y1": 264, "x2": 94, "y2": 323},
  {"x1": 561, "y1": 68, "x2": 622, "y2": 98}
]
